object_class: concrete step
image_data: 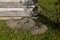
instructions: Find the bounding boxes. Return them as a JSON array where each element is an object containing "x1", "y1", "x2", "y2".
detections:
[
  {"x1": 0, "y1": 8, "x2": 32, "y2": 17},
  {"x1": 0, "y1": 16, "x2": 23, "y2": 20},
  {"x1": 0, "y1": 2, "x2": 26, "y2": 8},
  {"x1": 0, "y1": 2, "x2": 35, "y2": 8}
]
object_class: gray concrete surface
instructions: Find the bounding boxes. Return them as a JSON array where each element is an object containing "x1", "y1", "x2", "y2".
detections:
[
  {"x1": 0, "y1": 2, "x2": 35, "y2": 19},
  {"x1": 0, "y1": 2, "x2": 26, "y2": 8},
  {"x1": 0, "y1": 11, "x2": 31, "y2": 16}
]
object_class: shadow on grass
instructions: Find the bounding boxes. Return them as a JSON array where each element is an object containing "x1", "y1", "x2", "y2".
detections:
[{"x1": 37, "y1": 13, "x2": 59, "y2": 29}]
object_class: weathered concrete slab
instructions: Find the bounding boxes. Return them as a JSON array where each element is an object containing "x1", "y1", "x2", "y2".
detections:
[
  {"x1": 0, "y1": 11, "x2": 30, "y2": 16},
  {"x1": 0, "y1": 8, "x2": 33, "y2": 17},
  {"x1": 0, "y1": 0, "x2": 20, "y2": 2},
  {"x1": 0, "y1": 2, "x2": 35, "y2": 8},
  {"x1": 0, "y1": 8, "x2": 25, "y2": 11},
  {"x1": 0, "y1": 2, "x2": 26, "y2": 8},
  {"x1": 0, "y1": 17, "x2": 23, "y2": 20},
  {"x1": 0, "y1": 1, "x2": 36, "y2": 19}
]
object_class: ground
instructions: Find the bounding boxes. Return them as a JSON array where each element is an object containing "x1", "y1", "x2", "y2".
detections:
[
  {"x1": 0, "y1": 0, "x2": 60, "y2": 40},
  {"x1": 0, "y1": 20, "x2": 60, "y2": 40}
]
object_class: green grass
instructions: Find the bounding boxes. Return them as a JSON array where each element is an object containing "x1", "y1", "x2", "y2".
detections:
[
  {"x1": 0, "y1": 20, "x2": 60, "y2": 40},
  {"x1": 0, "y1": 20, "x2": 17, "y2": 40},
  {"x1": 0, "y1": 0, "x2": 60, "y2": 40},
  {"x1": 38, "y1": 0, "x2": 58, "y2": 23}
]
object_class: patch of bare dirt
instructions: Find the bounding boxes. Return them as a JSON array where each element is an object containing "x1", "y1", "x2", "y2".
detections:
[
  {"x1": 6, "y1": 17, "x2": 35, "y2": 30},
  {"x1": 30, "y1": 24, "x2": 48, "y2": 35},
  {"x1": 6, "y1": 18, "x2": 48, "y2": 35}
]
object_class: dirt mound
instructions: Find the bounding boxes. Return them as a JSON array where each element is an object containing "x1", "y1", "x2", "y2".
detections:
[
  {"x1": 30, "y1": 24, "x2": 48, "y2": 35},
  {"x1": 6, "y1": 18, "x2": 35, "y2": 30},
  {"x1": 6, "y1": 18, "x2": 48, "y2": 35}
]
